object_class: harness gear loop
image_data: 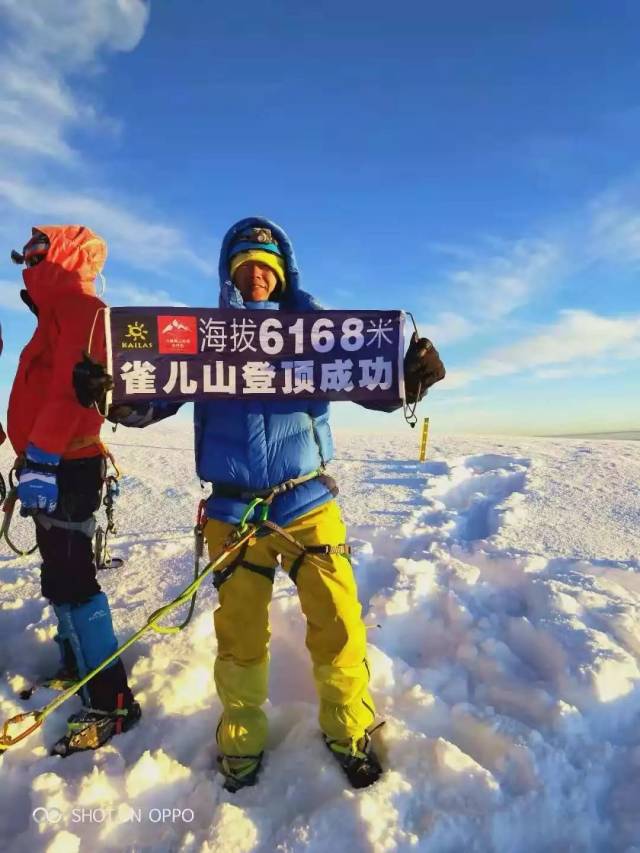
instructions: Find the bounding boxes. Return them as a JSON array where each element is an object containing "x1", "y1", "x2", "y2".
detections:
[
  {"x1": 1, "y1": 487, "x2": 38, "y2": 557},
  {"x1": 152, "y1": 499, "x2": 207, "y2": 632},
  {"x1": 96, "y1": 454, "x2": 123, "y2": 570}
]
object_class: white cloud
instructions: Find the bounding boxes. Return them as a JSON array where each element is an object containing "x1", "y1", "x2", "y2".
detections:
[
  {"x1": 418, "y1": 237, "x2": 564, "y2": 349},
  {"x1": 108, "y1": 282, "x2": 189, "y2": 307},
  {"x1": 420, "y1": 184, "x2": 640, "y2": 354},
  {"x1": 1, "y1": 0, "x2": 149, "y2": 66},
  {"x1": 429, "y1": 393, "x2": 482, "y2": 407},
  {"x1": 448, "y1": 238, "x2": 562, "y2": 321},
  {"x1": 0, "y1": 3, "x2": 210, "y2": 278},
  {"x1": 531, "y1": 366, "x2": 618, "y2": 380},
  {"x1": 0, "y1": 3, "x2": 211, "y2": 279},
  {"x1": 444, "y1": 309, "x2": 640, "y2": 389},
  {"x1": 488, "y1": 309, "x2": 640, "y2": 368},
  {"x1": 588, "y1": 193, "x2": 640, "y2": 266},
  {"x1": 0, "y1": 177, "x2": 213, "y2": 276},
  {"x1": 419, "y1": 311, "x2": 474, "y2": 345},
  {"x1": 0, "y1": 0, "x2": 149, "y2": 164}
]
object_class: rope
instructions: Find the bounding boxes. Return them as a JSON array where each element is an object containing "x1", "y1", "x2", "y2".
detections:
[
  {"x1": 0, "y1": 490, "x2": 348, "y2": 751},
  {"x1": 0, "y1": 518, "x2": 262, "y2": 752}
]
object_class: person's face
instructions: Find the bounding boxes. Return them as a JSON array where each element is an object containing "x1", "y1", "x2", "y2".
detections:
[{"x1": 233, "y1": 260, "x2": 279, "y2": 301}]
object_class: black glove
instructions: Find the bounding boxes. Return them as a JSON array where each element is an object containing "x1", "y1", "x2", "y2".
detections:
[
  {"x1": 72, "y1": 352, "x2": 114, "y2": 409},
  {"x1": 403, "y1": 334, "x2": 446, "y2": 403},
  {"x1": 73, "y1": 353, "x2": 144, "y2": 424}
]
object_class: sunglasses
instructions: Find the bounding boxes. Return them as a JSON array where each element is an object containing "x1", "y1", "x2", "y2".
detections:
[{"x1": 11, "y1": 235, "x2": 50, "y2": 268}]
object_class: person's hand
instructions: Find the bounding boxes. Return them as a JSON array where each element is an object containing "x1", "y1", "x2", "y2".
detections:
[
  {"x1": 403, "y1": 334, "x2": 446, "y2": 403},
  {"x1": 73, "y1": 352, "x2": 113, "y2": 409},
  {"x1": 17, "y1": 444, "x2": 60, "y2": 515},
  {"x1": 107, "y1": 405, "x2": 135, "y2": 424}
]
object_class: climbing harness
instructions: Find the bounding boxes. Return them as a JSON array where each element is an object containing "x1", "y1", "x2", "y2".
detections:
[
  {"x1": 209, "y1": 489, "x2": 350, "y2": 591},
  {"x1": 209, "y1": 467, "x2": 328, "y2": 502},
  {"x1": 1, "y1": 453, "x2": 123, "y2": 567},
  {"x1": 0, "y1": 490, "x2": 351, "y2": 753}
]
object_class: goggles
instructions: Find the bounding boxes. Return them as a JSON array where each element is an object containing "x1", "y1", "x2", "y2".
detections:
[{"x1": 11, "y1": 232, "x2": 50, "y2": 268}]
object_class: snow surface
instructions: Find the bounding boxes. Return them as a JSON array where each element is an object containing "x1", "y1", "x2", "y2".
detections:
[{"x1": 1, "y1": 424, "x2": 639, "y2": 852}]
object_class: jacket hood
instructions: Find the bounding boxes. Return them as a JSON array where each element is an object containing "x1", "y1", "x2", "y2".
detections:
[
  {"x1": 22, "y1": 224, "x2": 107, "y2": 312},
  {"x1": 218, "y1": 216, "x2": 321, "y2": 311}
]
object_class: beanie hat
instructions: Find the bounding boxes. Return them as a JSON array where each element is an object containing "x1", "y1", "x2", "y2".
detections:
[
  {"x1": 229, "y1": 249, "x2": 286, "y2": 285},
  {"x1": 228, "y1": 226, "x2": 286, "y2": 288}
]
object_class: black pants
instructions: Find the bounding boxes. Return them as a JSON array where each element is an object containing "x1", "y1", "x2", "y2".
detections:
[
  {"x1": 34, "y1": 456, "x2": 133, "y2": 710},
  {"x1": 36, "y1": 455, "x2": 104, "y2": 605}
]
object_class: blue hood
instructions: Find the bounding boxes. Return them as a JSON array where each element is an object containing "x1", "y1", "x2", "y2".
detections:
[{"x1": 218, "y1": 216, "x2": 322, "y2": 312}]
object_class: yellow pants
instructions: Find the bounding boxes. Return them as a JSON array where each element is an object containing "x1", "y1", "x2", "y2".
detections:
[{"x1": 205, "y1": 500, "x2": 375, "y2": 756}]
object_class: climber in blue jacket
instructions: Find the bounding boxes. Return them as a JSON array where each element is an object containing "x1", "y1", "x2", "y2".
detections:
[{"x1": 74, "y1": 217, "x2": 445, "y2": 791}]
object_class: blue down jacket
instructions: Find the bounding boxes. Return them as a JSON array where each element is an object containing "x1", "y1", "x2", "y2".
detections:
[
  {"x1": 138, "y1": 217, "x2": 398, "y2": 525},
  {"x1": 197, "y1": 217, "x2": 336, "y2": 525}
]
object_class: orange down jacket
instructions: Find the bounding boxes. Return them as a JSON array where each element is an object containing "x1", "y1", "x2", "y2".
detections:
[{"x1": 7, "y1": 225, "x2": 107, "y2": 460}]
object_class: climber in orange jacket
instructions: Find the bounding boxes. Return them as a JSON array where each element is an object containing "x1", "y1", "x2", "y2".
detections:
[{"x1": 8, "y1": 226, "x2": 139, "y2": 756}]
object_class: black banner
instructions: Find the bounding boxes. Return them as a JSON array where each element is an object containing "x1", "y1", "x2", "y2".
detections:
[{"x1": 108, "y1": 307, "x2": 405, "y2": 404}]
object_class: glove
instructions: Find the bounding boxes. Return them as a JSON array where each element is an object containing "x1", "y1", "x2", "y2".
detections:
[
  {"x1": 106, "y1": 405, "x2": 136, "y2": 424},
  {"x1": 17, "y1": 444, "x2": 60, "y2": 515},
  {"x1": 403, "y1": 334, "x2": 446, "y2": 404},
  {"x1": 73, "y1": 351, "x2": 113, "y2": 409},
  {"x1": 72, "y1": 355, "x2": 153, "y2": 425}
]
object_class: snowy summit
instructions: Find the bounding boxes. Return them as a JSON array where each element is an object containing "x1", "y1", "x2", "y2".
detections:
[{"x1": 1, "y1": 424, "x2": 639, "y2": 851}]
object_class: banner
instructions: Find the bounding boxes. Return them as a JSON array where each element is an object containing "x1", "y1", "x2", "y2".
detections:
[{"x1": 108, "y1": 307, "x2": 405, "y2": 404}]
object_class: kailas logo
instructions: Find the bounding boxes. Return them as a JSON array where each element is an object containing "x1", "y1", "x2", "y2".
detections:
[
  {"x1": 157, "y1": 315, "x2": 197, "y2": 354},
  {"x1": 121, "y1": 321, "x2": 154, "y2": 350}
]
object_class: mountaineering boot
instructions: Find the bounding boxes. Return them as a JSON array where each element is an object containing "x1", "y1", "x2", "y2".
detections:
[
  {"x1": 19, "y1": 668, "x2": 79, "y2": 701},
  {"x1": 217, "y1": 752, "x2": 264, "y2": 793},
  {"x1": 324, "y1": 728, "x2": 383, "y2": 789},
  {"x1": 51, "y1": 700, "x2": 142, "y2": 757}
]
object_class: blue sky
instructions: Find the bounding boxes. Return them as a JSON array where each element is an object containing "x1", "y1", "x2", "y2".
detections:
[{"x1": 1, "y1": 0, "x2": 639, "y2": 435}]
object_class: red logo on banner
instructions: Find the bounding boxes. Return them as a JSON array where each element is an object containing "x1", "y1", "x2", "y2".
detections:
[{"x1": 157, "y1": 316, "x2": 197, "y2": 354}]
